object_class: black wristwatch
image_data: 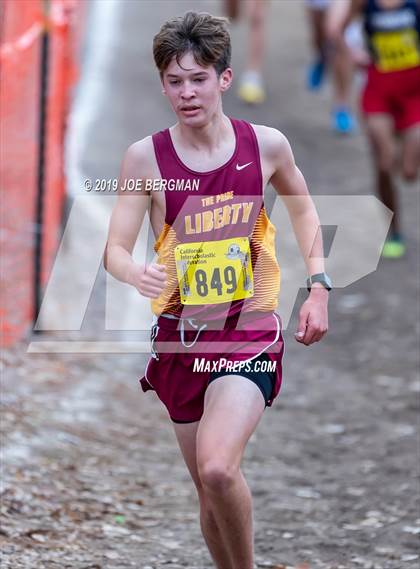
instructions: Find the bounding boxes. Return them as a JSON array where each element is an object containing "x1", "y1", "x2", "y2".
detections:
[{"x1": 307, "y1": 272, "x2": 332, "y2": 292}]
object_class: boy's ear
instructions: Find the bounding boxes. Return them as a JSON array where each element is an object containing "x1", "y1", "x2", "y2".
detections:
[
  {"x1": 220, "y1": 68, "x2": 233, "y2": 92},
  {"x1": 160, "y1": 75, "x2": 166, "y2": 94}
]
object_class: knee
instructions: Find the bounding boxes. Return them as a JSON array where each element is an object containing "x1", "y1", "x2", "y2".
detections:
[
  {"x1": 402, "y1": 165, "x2": 419, "y2": 182},
  {"x1": 249, "y1": 3, "x2": 265, "y2": 26},
  {"x1": 325, "y1": 24, "x2": 344, "y2": 52},
  {"x1": 374, "y1": 158, "x2": 394, "y2": 183},
  {"x1": 198, "y1": 460, "x2": 236, "y2": 494},
  {"x1": 376, "y1": 154, "x2": 395, "y2": 176},
  {"x1": 368, "y1": 133, "x2": 395, "y2": 173}
]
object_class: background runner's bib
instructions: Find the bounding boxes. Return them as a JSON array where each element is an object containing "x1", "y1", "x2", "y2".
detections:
[
  {"x1": 151, "y1": 118, "x2": 281, "y2": 321},
  {"x1": 364, "y1": 0, "x2": 420, "y2": 73},
  {"x1": 372, "y1": 29, "x2": 420, "y2": 71}
]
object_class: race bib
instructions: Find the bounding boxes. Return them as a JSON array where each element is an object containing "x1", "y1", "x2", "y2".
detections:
[
  {"x1": 174, "y1": 237, "x2": 254, "y2": 305},
  {"x1": 372, "y1": 29, "x2": 420, "y2": 72}
]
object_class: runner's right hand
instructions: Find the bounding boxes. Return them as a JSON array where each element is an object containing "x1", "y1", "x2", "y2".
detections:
[
  {"x1": 127, "y1": 263, "x2": 167, "y2": 299},
  {"x1": 351, "y1": 47, "x2": 371, "y2": 68}
]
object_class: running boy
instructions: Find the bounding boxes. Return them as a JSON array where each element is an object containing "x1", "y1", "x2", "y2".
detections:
[
  {"x1": 331, "y1": 0, "x2": 420, "y2": 257},
  {"x1": 104, "y1": 12, "x2": 330, "y2": 568}
]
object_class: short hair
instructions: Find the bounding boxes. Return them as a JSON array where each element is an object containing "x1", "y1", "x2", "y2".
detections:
[{"x1": 153, "y1": 11, "x2": 231, "y2": 77}]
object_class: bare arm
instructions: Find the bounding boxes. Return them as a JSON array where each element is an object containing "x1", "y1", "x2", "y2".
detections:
[
  {"x1": 263, "y1": 128, "x2": 329, "y2": 345},
  {"x1": 104, "y1": 140, "x2": 167, "y2": 298},
  {"x1": 269, "y1": 132, "x2": 326, "y2": 281},
  {"x1": 336, "y1": 0, "x2": 365, "y2": 36}
]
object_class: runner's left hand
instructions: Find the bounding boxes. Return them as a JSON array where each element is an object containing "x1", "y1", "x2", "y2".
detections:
[{"x1": 295, "y1": 288, "x2": 328, "y2": 346}]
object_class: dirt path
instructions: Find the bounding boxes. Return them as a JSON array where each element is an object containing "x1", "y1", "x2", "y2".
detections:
[{"x1": 1, "y1": 1, "x2": 419, "y2": 568}]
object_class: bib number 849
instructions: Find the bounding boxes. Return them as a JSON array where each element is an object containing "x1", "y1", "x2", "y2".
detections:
[{"x1": 195, "y1": 266, "x2": 237, "y2": 297}]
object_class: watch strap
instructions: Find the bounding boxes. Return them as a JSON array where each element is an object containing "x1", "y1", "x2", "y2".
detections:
[{"x1": 307, "y1": 272, "x2": 332, "y2": 292}]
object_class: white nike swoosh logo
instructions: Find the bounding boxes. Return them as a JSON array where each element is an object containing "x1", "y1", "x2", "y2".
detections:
[{"x1": 236, "y1": 161, "x2": 253, "y2": 171}]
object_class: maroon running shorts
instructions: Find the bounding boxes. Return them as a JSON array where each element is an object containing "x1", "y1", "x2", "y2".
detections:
[{"x1": 139, "y1": 311, "x2": 285, "y2": 423}]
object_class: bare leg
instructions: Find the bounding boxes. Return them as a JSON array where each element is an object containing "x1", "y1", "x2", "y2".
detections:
[
  {"x1": 246, "y1": 0, "x2": 267, "y2": 73},
  {"x1": 238, "y1": 0, "x2": 268, "y2": 103},
  {"x1": 326, "y1": 0, "x2": 353, "y2": 108},
  {"x1": 173, "y1": 421, "x2": 233, "y2": 569},
  {"x1": 377, "y1": 169, "x2": 399, "y2": 233},
  {"x1": 307, "y1": 6, "x2": 327, "y2": 62},
  {"x1": 324, "y1": 0, "x2": 358, "y2": 133},
  {"x1": 331, "y1": 45, "x2": 353, "y2": 107},
  {"x1": 196, "y1": 375, "x2": 266, "y2": 569},
  {"x1": 401, "y1": 124, "x2": 420, "y2": 182},
  {"x1": 224, "y1": 0, "x2": 240, "y2": 21},
  {"x1": 305, "y1": 6, "x2": 328, "y2": 91},
  {"x1": 365, "y1": 114, "x2": 399, "y2": 234}
]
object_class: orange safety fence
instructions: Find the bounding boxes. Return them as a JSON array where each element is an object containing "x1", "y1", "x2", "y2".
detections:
[
  {"x1": 42, "y1": 0, "x2": 83, "y2": 289},
  {"x1": 0, "y1": 0, "x2": 85, "y2": 347}
]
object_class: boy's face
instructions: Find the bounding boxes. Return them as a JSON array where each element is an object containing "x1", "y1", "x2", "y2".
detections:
[{"x1": 162, "y1": 51, "x2": 232, "y2": 126}]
